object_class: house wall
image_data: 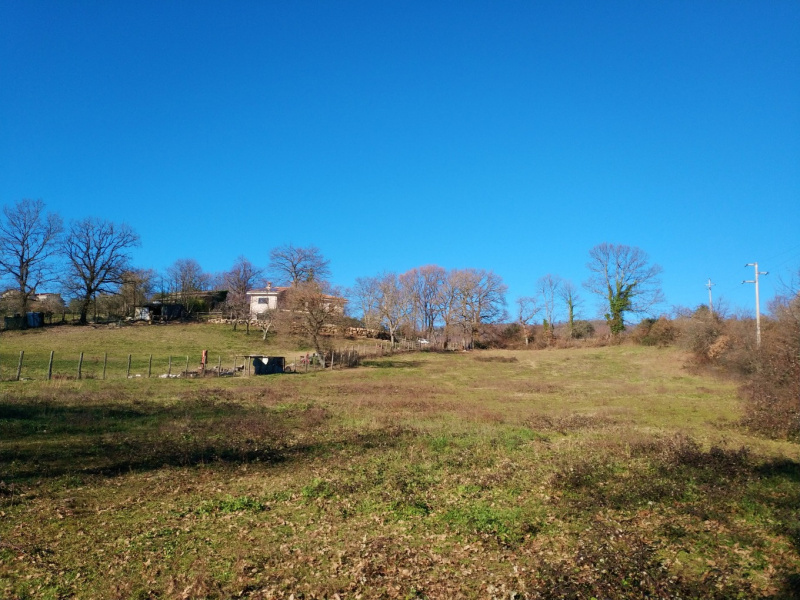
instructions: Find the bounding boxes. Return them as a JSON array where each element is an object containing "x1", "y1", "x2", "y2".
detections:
[{"x1": 249, "y1": 293, "x2": 278, "y2": 316}]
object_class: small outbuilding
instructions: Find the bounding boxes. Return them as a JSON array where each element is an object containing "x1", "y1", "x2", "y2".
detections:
[{"x1": 249, "y1": 356, "x2": 285, "y2": 375}]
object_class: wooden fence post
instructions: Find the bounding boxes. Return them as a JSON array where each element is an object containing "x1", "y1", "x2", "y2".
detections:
[
  {"x1": 217, "y1": 355, "x2": 221, "y2": 375},
  {"x1": 16, "y1": 351, "x2": 24, "y2": 381},
  {"x1": 185, "y1": 355, "x2": 189, "y2": 376},
  {"x1": 168, "y1": 356, "x2": 172, "y2": 376},
  {"x1": 78, "y1": 352, "x2": 84, "y2": 380},
  {"x1": 126, "y1": 354, "x2": 132, "y2": 378},
  {"x1": 148, "y1": 354, "x2": 152, "y2": 378},
  {"x1": 47, "y1": 351, "x2": 54, "y2": 381},
  {"x1": 102, "y1": 352, "x2": 107, "y2": 380}
]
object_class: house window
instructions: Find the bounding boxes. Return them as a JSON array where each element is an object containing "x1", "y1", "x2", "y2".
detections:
[{"x1": 258, "y1": 298, "x2": 268, "y2": 304}]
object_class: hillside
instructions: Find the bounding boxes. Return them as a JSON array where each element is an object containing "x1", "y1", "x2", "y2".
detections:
[{"x1": 1, "y1": 332, "x2": 798, "y2": 598}]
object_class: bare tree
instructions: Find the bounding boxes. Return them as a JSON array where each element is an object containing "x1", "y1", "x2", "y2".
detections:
[
  {"x1": 558, "y1": 279, "x2": 581, "y2": 338},
  {"x1": 376, "y1": 272, "x2": 411, "y2": 344},
  {"x1": 61, "y1": 218, "x2": 140, "y2": 324},
  {"x1": 517, "y1": 296, "x2": 540, "y2": 346},
  {"x1": 349, "y1": 276, "x2": 381, "y2": 330},
  {"x1": 437, "y1": 270, "x2": 463, "y2": 348},
  {"x1": 223, "y1": 256, "x2": 264, "y2": 332},
  {"x1": 119, "y1": 268, "x2": 156, "y2": 317},
  {"x1": 400, "y1": 265, "x2": 446, "y2": 340},
  {"x1": 281, "y1": 280, "x2": 344, "y2": 367},
  {"x1": 0, "y1": 199, "x2": 63, "y2": 314},
  {"x1": 165, "y1": 258, "x2": 211, "y2": 315},
  {"x1": 455, "y1": 268, "x2": 508, "y2": 348},
  {"x1": 536, "y1": 274, "x2": 562, "y2": 340},
  {"x1": 584, "y1": 243, "x2": 663, "y2": 335},
  {"x1": 269, "y1": 244, "x2": 330, "y2": 287}
]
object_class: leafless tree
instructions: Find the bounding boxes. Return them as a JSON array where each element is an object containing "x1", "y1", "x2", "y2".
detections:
[
  {"x1": 0, "y1": 199, "x2": 63, "y2": 314},
  {"x1": 400, "y1": 265, "x2": 446, "y2": 340},
  {"x1": 517, "y1": 296, "x2": 540, "y2": 346},
  {"x1": 61, "y1": 218, "x2": 140, "y2": 324},
  {"x1": 437, "y1": 270, "x2": 463, "y2": 348},
  {"x1": 558, "y1": 279, "x2": 581, "y2": 338},
  {"x1": 269, "y1": 244, "x2": 330, "y2": 287},
  {"x1": 256, "y1": 307, "x2": 278, "y2": 341},
  {"x1": 376, "y1": 272, "x2": 411, "y2": 344},
  {"x1": 455, "y1": 268, "x2": 508, "y2": 348},
  {"x1": 165, "y1": 258, "x2": 211, "y2": 315},
  {"x1": 119, "y1": 268, "x2": 156, "y2": 317},
  {"x1": 349, "y1": 276, "x2": 381, "y2": 330},
  {"x1": 536, "y1": 274, "x2": 562, "y2": 339},
  {"x1": 584, "y1": 243, "x2": 663, "y2": 335},
  {"x1": 223, "y1": 256, "x2": 264, "y2": 332},
  {"x1": 281, "y1": 280, "x2": 344, "y2": 367}
]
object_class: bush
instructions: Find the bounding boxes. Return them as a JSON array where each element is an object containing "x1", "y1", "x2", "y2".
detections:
[
  {"x1": 678, "y1": 295, "x2": 799, "y2": 440},
  {"x1": 630, "y1": 317, "x2": 677, "y2": 347},
  {"x1": 571, "y1": 320, "x2": 595, "y2": 340},
  {"x1": 740, "y1": 299, "x2": 800, "y2": 439},
  {"x1": 677, "y1": 306, "x2": 725, "y2": 363}
]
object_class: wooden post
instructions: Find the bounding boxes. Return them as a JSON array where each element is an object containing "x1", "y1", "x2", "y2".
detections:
[
  {"x1": 217, "y1": 355, "x2": 221, "y2": 376},
  {"x1": 168, "y1": 355, "x2": 172, "y2": 376},
  {"x1": 47, "y1": 351, "x2": 54, "y2": 380},
  {"x1": 78, "y1": 352, "x2": 84, "y2": 380},
  {"x1": 185, "y1": 355, "x2": 189, "y2": 377},
  {"x1": 16, "y1": 351, "x2": 23, "y2": 381},
  {"x1": 126, "y1": 354, "x2": 132, "y2": 378},
  {"x1": 102, "y1": 352, "x2": 107, "y2": 380},
  {"x1": 148, "y1": 354, "x2": 152, "y2": 378}
]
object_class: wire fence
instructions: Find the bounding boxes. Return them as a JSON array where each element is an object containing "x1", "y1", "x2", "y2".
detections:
[{"x1": 0, "y1": 340, "x2": 424, "y2": 382}]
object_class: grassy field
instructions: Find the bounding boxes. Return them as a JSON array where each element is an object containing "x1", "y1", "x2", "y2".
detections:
[
  {"x1": 0, "y1": 323, "x2": 387, "y2": 380},
  {"x1": 1, "y1": 325, "x2": 799, "y2": 599}
]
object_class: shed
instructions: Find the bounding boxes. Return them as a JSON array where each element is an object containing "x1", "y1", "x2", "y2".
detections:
[{"x1": 249, "y1": 356, "x2": 285, "y2": 375}]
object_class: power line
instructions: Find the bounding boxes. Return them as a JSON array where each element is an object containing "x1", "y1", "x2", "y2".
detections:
[
  {"x1": 706, "y1": 278, "x2": 715, "y2": 316},
  {"x1": 742, "y1": 262, "x2": 768, "y2": 347}
]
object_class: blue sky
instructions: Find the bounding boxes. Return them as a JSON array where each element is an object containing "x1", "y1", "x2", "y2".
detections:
[{"x1": 1, "y1": 1, "x2": 798, "y2": 321}]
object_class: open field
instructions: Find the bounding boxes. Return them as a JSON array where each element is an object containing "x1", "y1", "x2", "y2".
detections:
[{"x1": 1, "y1": 325, "x2": 799, "y2": 598}]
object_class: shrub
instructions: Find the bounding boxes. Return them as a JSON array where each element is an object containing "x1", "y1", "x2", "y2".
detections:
[
  {"x1": 677, "y1": 305, "x2": 731, "y2": 364},
  {"x1": 630, "y1": 317, "x2": 677, "y2": 347},
  {"x1": 571, "y1": 320, "x2": 595, "y2": 339},
  {"x1": 740, "y1": 304, "x2": 800, "y2": 439}
]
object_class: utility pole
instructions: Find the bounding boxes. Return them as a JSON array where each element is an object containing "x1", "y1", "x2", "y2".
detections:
[
  {"x1": 706, "y1": 278, "x2": 715, "y2": 316},
  {"x1": 742, "y1": 262, "x2": 768, "y2": 347}
]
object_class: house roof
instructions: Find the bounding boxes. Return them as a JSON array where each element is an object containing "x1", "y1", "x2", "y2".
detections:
[{"x1": 247, "y1": 287, "x2": 287, "y2": 295}]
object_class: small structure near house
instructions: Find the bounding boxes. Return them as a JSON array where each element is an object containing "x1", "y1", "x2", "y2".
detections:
[
  {"x1": 26, "y1": 312, "x2": 44, "y2": 328},
  {"x1": 134, "y1": 302, "x2": 185, "y2": 322},
  {"x1": 3, "y1": 312, "x2": 45, "y2": 330},
  {"x1": 248, "y1": 355, "x2": 285, "y2": 375}
]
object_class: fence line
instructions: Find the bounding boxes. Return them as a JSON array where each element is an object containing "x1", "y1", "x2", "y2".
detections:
[{"x1": 0, "y1": 340, "x2": 426, "y2": 382}]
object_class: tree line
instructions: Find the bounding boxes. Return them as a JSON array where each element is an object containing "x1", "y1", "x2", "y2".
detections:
[{"x1": 1, "y1": 199, "x2": 666, "y2": 339}]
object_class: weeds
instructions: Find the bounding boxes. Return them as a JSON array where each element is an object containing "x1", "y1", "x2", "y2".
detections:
[{"x1": 0, "y1": 345, "x2": 798, "y2": 598}]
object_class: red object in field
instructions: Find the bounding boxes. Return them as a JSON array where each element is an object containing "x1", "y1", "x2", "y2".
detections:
[{"x1": 201, "y1": 350, "x2": 208, "y2": 365}]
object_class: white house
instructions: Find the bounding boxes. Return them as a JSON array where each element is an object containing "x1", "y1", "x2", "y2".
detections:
[
  {"x1": 246, "y1": 284, "x2": 346, "y2": 319},
  {"x1": 247, "y1": 285, "x2": 285, "y2": 317}
]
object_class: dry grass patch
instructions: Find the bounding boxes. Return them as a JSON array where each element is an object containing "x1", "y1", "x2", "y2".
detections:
[{"x1": 1, "y1": 344, "x2": 798, "y2": 598}]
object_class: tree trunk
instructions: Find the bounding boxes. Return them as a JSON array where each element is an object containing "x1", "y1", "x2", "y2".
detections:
[
  {"x1": 567, "y1": 301, "x2": 574, "y2": 338},
  {"x1": 79, "y1": 295, "x2": 91, "y2": 325}
]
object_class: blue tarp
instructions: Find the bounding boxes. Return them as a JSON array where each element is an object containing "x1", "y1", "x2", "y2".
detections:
[{"x1": 26, "y1": 312, "x2": 44, "y2": 328}]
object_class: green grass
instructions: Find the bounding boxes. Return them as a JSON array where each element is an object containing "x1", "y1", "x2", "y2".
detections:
[
  {"x1": 0, "y1": 322, "x2": 387, "y2": 381},
  {"x1": 0, "y1": 329, "x2": 798, "y2": 598}
]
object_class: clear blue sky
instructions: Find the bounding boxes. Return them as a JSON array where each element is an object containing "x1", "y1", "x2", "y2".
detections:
[{"x1": 2, "y1": 1, "x2": 798, "y2": 320}]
